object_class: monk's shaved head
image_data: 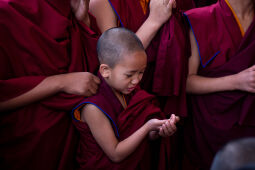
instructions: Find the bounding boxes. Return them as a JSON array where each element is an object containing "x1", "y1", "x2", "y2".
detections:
[
  {"x1": 97, "y1": 27, "x2": 144, "y2": 68},
  {"x1": 211, "y1": 138, "x2": 255, "y2": 170}
]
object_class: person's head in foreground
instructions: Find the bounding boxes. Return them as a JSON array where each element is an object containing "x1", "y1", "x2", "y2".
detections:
[
  {"x1": 97, "y1": 27, "x2": 146, "y2": 95},
  {"x1": 211, "y1": 137, "x2": 255, "y2": 170}
]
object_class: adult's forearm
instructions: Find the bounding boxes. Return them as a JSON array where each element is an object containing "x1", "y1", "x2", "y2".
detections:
[
  {"x1": 136, "y1": 17, "x2": 161, "y2": 49},
  {"x1": 0, "y1": 75, "x2": 62, "y2": 111},
  {"x1": 186, "y1": 74, "x2": 236, "y2": 94}
]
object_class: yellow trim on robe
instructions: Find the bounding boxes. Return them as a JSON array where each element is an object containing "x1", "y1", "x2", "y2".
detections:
[
  {"x1": 74, "y1": 105, "x2": 83, "y2": 121},
  {"x1": 225, "y1": 0, "x2": 245, "y2": 37},
  {"x1": 122, "y1": 95, "x2": 127, "y2": 108},
  {"x1": 139, "y1": 0, "x2": 150, "y2": 15}
]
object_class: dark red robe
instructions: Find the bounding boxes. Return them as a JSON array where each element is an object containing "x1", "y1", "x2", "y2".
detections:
[
  {"x1": 0, "y1": 0, "x2": 99, "y2": 169},
  {"x1": 183, "y1": 0, "x2": 255, "y2": 169},
  {"x1": 72, "y1": 74, "x2": 171, "y2": 170},
  {"x1": 194, "y1": 0, "x2": 217, "y2": 7}
]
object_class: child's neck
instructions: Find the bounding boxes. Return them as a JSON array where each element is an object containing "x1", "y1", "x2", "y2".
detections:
[
  {"x1": 112, "y1": 89, "x2": 127, "y2": 109},
  {"x1": 103, "y1": 76, "x2": 127, "y2": 109}
]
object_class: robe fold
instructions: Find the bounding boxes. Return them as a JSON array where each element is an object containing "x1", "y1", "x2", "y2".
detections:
[
  {"x1": 194, "y1": 0, "x2": 217, "y2": 7},
  {"x1": 0, "y1": 0, "x2": 99, "y2": 169},
  {"x1": 72, "y1": 74, "x2": 171, "y2": 170},
  {"x1": 183, "y1": 0, "x2": 255, "y2": 169}
]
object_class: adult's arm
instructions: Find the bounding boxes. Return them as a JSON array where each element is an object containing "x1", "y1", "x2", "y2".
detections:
[
  {"x1": 0, "y1": 72, "x2": 100, "y2": 112},
  {"x1": 186, "y1": 29, "x2": 255, "y2": 94},
  {"x1": 71, "y1": 0, "x2": 91, "y2": 27},
  {"x1": 89, "y1": 0, "x2": 175, "y2": 48}
]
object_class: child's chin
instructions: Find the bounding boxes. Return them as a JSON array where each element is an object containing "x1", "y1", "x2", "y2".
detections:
[{"x1": 122, "y1": 90, "x2": 132, "y2": 95}]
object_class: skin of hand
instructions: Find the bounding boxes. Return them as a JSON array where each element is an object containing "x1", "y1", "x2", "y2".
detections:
[
  {"x1": 158, "y1": 114, "x2": 180, "y2": 137},
  {"x1": 145, "y1": 118, "x2": 169, "y2": 131},
  {"x1": 233, "y1": 65, "x2": 255, "y2": 93},
  {"x1": 148, "y1": 0, "x2": 176, "y2": 26},
  {"x1": 59, "y1": 72, "x2": 100, "y2": 96}
]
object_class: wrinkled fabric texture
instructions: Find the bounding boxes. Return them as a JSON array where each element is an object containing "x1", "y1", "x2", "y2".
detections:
[
  {"x1": 194, "y1": 0, "x2": 218, "y2": 7},
  {"x1": 0, "y1": 0, "x2": 100, "y2": 169},
  {"x1": 72, "y1": 74, "x2": 170, "y2": 170},
  {"x1": 183, "y1": 0, "x2": 255, "y2": 169}
]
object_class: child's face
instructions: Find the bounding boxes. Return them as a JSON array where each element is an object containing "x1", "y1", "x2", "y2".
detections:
[{"x1": 103, "y1": 50, "x2": 147, "y2": 94}]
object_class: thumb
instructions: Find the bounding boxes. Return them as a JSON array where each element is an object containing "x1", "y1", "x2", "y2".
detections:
[
  {"x1": 156, "y1": 119, "x2": 168, "y2": 125},
  {"x1": 175, "y1": 116, "x2": 180, "y2": 122}
]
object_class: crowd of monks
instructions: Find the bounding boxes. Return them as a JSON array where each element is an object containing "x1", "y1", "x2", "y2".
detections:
[{"x1": 0, "y1": 0, "x2": 254, "y2": 169}]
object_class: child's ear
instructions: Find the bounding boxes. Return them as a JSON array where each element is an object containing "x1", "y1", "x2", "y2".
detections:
[{"x1": 99, "y1": 64, "x2": 111, "y2": 78}]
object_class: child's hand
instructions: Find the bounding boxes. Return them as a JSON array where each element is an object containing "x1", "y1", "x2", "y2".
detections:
[
  {"x1": 159, "y1": 114, "x2": 180, "y2": 137},
  {"x1": 233, "y1": 65, "x2": 255, "y2": 93},
  {"x1": 148, "y1": 0, "x2": 176, "y2": 27},
  {"x1": 146, "y1": 119, "x2": 168, "y2": 132}
]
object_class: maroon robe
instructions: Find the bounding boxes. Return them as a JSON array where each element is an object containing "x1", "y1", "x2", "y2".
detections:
[
  {"x1": 72, "y1": 74, "x2": 171, "y2": 170},
  {"x1": 194, "y1": 0, "x2": 218, "y2": 7},
  {"x1": 0, "y1": 0, "x2": 99, "y2": 169},
  {"x1": 183, "y1": 0, "x2": 255, "y2": 169}
]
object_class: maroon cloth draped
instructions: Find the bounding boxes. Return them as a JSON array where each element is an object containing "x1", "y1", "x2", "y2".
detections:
[
  {"x1": 108, "y1": 0, "x2": 191, "y2": 117},
  {"x1": 0, "y1": 0, "x2": 99, "y2": 169},
  {"x1": 176, "y1": 0, "x2": 196, "y2": 11},
  {"x1": 194, "y1": 0, "x2": 218, "y2": 7},
  {"x1": 183, "y1": 0, "x2": 255, "y2": 169},
  {"x1": 72, "y1": 74, "x2": 170, "y2": 170}
]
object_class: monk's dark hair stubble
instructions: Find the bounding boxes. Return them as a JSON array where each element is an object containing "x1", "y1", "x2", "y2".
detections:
[
  {"x1": 211, "y1": 137, "x2": 255, "y2": 170},
  {"x1": 97, "y1": 27, "x2": 145, "y2": 68}
]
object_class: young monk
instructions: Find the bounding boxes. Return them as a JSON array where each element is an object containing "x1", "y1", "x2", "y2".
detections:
[
  {"x1": 72, "y1": 27, "x2": 180, "y2": 170},
  {"x1": 0, "y1": 0, "x2": 100, "y2": 169},
  {"x1": 184, "y1": 0, "x2": 255, "y2": 169},
  {"x1": 88, "y1": 1, "x2": 193, "y2": 169},
  {"x1": 88, "y1": 0, "x2": 191, "y2": 117}
]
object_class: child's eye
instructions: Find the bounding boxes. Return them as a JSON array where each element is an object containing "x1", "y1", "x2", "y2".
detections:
[
  {"x1": 125, "y1": 74, "x2": 132, "y2": 78},
  {"x1": 139, "y1": 72, "x2": 144, "y2": 75}
]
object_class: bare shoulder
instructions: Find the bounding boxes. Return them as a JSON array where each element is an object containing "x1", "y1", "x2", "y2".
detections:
[{"x1": 81, "y1": 103, "x2": 106, "y2": 123}]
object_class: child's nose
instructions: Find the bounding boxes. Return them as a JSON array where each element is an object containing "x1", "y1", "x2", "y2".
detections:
[{"x1": 131, "y1": 76, "x2": 140, "y2": 85}]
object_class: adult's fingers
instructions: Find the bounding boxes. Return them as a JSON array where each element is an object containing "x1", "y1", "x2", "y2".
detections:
[
  {"x1": 92, "y1": 75, "x2": 101, "y2": 84},
  {"x1": 84, "y1": 90, "x2": 93, "y2": 97},
  {"x1": 167, "y1": 0, "x2": 174, "y2": 10},
  {"x1": 88, "y1": 82, "x2": 98, "y2": 95}
]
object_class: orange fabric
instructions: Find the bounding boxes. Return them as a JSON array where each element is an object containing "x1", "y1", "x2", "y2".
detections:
[
  {"x1": 74, "y1": 105, "x2": 84, "y2": 121},
  {"x1": 225, "y1": 0, "x2": 245, "y2": 36},
  {"x1": 139, "y1": 0, "x2": 150, "y2": 14}
]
